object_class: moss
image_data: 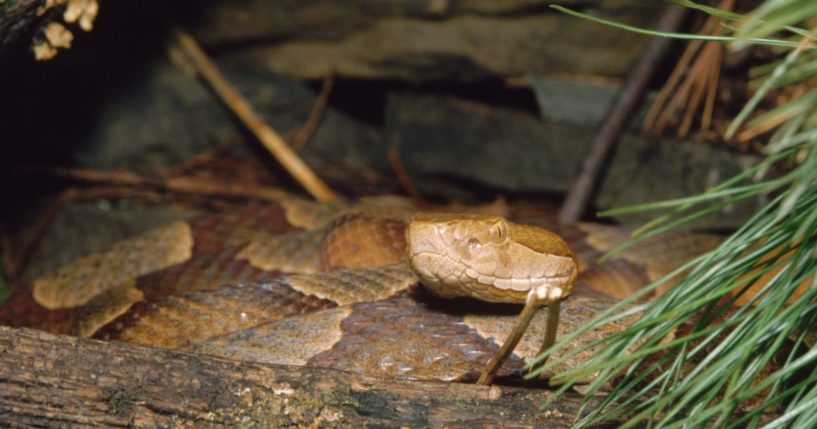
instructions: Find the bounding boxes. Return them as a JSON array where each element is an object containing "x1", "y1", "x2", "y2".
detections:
[
  {"x1": 106, "y1": 390, "x2": 139, "y2": 416},
  {"x1": 210, "y1": 383, "x2": 368, "y2": 428}
]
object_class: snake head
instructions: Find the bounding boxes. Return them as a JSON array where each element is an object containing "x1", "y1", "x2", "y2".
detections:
[{"x1": 406, "y1": 213, "x2": 578, "y2": 304}]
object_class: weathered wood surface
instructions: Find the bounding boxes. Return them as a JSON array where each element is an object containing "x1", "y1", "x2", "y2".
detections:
[{"x1": 0, "y1": 326, "x2": 600, "y2": 427}]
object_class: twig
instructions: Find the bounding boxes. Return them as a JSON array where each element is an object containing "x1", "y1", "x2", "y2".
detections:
[
  {"x1": 643, "y1": 15, "x2": 718, "y2": 135},
  {"x1": 164, "y1": 141, "x2": 236, "y2": 177},
  {"x1": 289, "y1": 72, "x2": 335, "y2": 151},
  {"x1": 642, "y1": 41, "x2": 703, "y2": 133},
  {"x1": 678, "y1": 42, "x2": 717, "y2": 137},
  {"x1": 735, "y1": 109, "x2": 796, "y2": 143},
  {"x1": 170, "y1": 28, "x2": 338, "y2": 202},
  {"x1": 387, "y1": 147, "x2": 426, "y2": 204},
  {"x1": 558, "y1": 5, "x2": 688, "y2": 224},
  {"x1": 736, "y1": 38, "x2": 815, "y2": 144},
  {"x1": 701, "y1": 36, "x2": 722, "y2": 133},
  {"x1": 643, "y1": 0, "x2": 732, "y2": 139}
]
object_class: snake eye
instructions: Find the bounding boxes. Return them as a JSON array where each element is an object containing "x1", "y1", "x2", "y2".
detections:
[{"x1": 490, "y1": 219, "x2": 509, "y2": 243}]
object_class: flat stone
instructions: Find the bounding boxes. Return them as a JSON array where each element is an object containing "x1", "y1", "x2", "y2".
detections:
[
  {"x1": 201, "y1": 1, "x2": 662, "y2": 81},
  {"x1": 73, "y1": 63, "x2": 383, "y2": 174},
  {"x1": 530, "y1": 77, "x2": 621, "y2": 126},
  {"x1": 385, "y1": 92, "x2": 762, "y2": 228}
]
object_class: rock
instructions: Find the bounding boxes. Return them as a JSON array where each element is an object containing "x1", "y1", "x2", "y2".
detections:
[
  {"x1": 194, "y1": 0, "x2": 663, "y2": 81},
  {"x1": 72, "y1": 63, "x2": 383, "y2": 174},
  {"x1": 529, "y1": 77, "x2": 621, "y2": 126},
  {"x1": 385, "y1": 92, "x2": 762, "y2": 228}
]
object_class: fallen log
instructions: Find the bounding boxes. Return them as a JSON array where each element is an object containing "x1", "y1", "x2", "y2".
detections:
[{"x1": 0, "y1": 326, "x2": 603, "y2": 427}]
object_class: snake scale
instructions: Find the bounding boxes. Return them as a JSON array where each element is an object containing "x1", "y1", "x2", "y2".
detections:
[{"x1": 0, "y1": 196, "x2": 723, "y2": 384}]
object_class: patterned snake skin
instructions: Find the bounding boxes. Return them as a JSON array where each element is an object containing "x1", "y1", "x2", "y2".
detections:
[{"x1": 0, "y1": 197, "x2": 723, "y2": 383}]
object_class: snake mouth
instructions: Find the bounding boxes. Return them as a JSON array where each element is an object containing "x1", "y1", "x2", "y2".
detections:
[{"x1": 408, "y1": 251, "x2": 574, "y2": 293}]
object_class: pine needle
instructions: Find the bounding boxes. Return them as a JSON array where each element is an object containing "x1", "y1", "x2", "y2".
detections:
[{"x1": 549, "y1": 2, "x2": 817, "y2": 426}]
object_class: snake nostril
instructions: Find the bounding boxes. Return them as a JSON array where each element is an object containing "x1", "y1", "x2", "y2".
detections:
[{"x1": 467, "y1": 238, "x2": 481, "y2": 251}]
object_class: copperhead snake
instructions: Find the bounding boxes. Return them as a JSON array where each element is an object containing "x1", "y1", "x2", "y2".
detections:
[{"x1": 0, "y1": 196, "x2": 723, "y2": 385}]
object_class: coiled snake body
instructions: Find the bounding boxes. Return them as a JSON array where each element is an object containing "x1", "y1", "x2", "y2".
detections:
[{"x1": 0, "y1": 197, "x2": 721, "y2": 385}]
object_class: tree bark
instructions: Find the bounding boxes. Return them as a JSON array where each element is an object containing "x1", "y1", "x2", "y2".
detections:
[
  {"x1": 0, "y1": 326, "x2": 603, "y2": 427},
  {"x1": 0, "y1": 0, "x2": 44, "y2": 47}
]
